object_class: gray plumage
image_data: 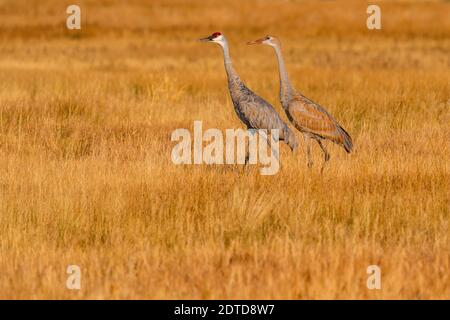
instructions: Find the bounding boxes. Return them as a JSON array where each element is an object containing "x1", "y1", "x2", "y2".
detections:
[
  {"x1": 200, "y1": 32, "x2": 298, "y2": 152},
  {"x1": 248, "y1": 35, "x2": 353, "y2": 168}
]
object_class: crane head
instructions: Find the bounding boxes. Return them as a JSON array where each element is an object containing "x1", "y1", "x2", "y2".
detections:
[
  {"x1": 247, "y1": 35, "x2": 279, "y2": 47},
  {"x1": 199, "y1": 32, "x2": 225, "y2": 45}
]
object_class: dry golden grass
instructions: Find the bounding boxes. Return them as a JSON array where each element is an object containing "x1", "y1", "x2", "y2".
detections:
[{"x1": 0, "y1": 0, "x2": 449, "y2": 299}]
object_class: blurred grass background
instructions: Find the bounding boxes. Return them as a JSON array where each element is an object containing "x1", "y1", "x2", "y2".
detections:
[{"x1": 0, "y1": 0, "x2": 449, "y2": 299}]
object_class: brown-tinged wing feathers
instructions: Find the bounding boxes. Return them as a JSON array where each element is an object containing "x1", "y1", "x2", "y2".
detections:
[{"x1": 287, "y1": 95, "x2": 352, "y2": 151}]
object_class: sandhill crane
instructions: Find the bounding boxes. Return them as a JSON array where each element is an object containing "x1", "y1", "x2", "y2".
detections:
[
  {"x1": 200, "y1": 32, "x2": 298, "y2": 163},
  {"x1": 248, "y1": 36, "x2": 353, "y2": 168}
]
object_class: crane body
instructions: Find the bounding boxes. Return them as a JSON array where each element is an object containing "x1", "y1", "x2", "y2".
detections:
[
  {"x1": 248, "y1": 36, "x2": 353, "y2": 168},
  {"x1": 200, "y1": 32, "x2": 298, "y2": 160}
]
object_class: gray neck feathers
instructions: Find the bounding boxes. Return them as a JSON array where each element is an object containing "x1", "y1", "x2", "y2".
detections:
[
  {"x1": 274, "y1": 44, "x2": 294, "y2": 106},
  {"x1": 221, "y1": 39, "x2": 241, "y2": 88}
]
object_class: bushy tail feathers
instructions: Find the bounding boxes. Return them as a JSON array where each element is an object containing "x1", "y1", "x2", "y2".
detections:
[
  {"x1": 284, "y1": 127, "x2": 298, "y2": 152},
  {"x1": 339, "y1": 126, "x2": 353, "y2": 153}
]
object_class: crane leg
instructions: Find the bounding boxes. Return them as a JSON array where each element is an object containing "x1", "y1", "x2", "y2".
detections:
[
  {"x1": 317, "y1": 140, "x2": 330, "y2": 173},
  {"x1": 265, "y1": 132, "x2": 279, "y2": 161},
  {"x1": 317, "y1": 140, "x2": 330, "y2": 162},
  {"x1": 244, "y1": 150, "x2": 250, "y2": 166},
  {"x1": 241, "y1": 150, "x2": 249, "y2": 174},
  {"x1": 243, "y1": 129, "x2": 257, "y2": 168},
  {"x1": 305, "y1": 136, "x2": 313, "y2": 168}
]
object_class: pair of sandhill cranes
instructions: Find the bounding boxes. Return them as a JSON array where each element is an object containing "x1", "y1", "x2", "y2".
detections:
[{"x1": 199, "y1": 32, "x2": 352, "y2": 168}]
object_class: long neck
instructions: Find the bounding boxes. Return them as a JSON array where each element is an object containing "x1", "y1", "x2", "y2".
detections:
[
  {"x1": 221, "y1": 40, "x2": 241, "y2": 87},
  {"x1": 273, "y1": 44, "x2": 294, "y2": 106}
]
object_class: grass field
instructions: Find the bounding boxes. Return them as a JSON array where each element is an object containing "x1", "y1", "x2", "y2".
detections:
[{"x1": 0, "y1": 0, "x2": 449, "y2": 299}]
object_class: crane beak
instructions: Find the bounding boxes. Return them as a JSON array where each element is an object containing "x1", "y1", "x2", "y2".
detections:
[
  {"x1": 199, "y1": 35, "x2": 214, "y2": 42},
  {"x1": 247, "y1": 38, "x2": 265, "y2": 45}
]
